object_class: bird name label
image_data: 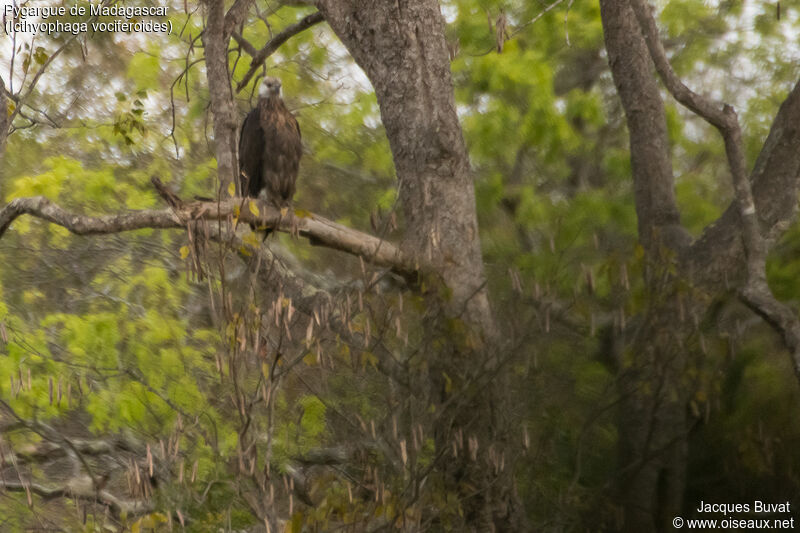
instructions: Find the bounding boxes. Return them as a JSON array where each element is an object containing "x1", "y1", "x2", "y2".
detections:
[{"x1": 3, "y1": 3, "x2": 171, "y2": 36}]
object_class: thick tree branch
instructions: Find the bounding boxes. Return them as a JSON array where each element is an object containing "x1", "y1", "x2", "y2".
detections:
[
  {"x1": 232, "y1": 31, "x2": 259, "y2": 57},
  {"x1": 748, "y1": 80, "x2": 800, "y2": 232},
  {"x1": 0, "y1": 196, "x2": 181, "y2": 235},
  {"x1": 224, "y1": 0, "x2": 256, "y2": 38},
  {"x1": 740, "y1": 280, "x2": 800, "y2": 379},
  {"x1": 689, "y1": 79, "x2": 800, "y2": 279},
  {"x1": 0, "y1": 195, "x2": 417, "y2": 277},
  {"x1": 235, "y1": 12, "x2": 325, "y2": 93}
]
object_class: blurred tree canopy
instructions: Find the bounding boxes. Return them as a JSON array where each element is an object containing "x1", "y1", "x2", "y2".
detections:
[{"x1": 1, "y1": 0, "x2": 800, "y2": 531}]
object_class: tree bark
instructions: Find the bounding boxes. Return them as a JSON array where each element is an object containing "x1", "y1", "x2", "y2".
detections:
[
  {"x1": 600, "y1": 2, "x2": 691, "y2": 530},
  {"x1": 315, "y1": 0, "x2": 492, "y2": 332},
  {"x1": 315, "y1": 1, "x2": 522, "y2": 530},
  {"x1": 202, "y1": 0, "x2": 240, "y2": 195},
  {"x1": 601, "y1": 1, "x2": 800, "y2": 530},
  {"x1": 686, "y1": 79, "x2": 800, "y2": 288},
  {"x1": 0, "y1": 77, "x2": 9, "y2": 185},
  {"x1": 600, "y1": 0, "x2": 688, "y2": 253},
  {"x1": 0, "y1": 194, "x2": 416, "y2": 275}
]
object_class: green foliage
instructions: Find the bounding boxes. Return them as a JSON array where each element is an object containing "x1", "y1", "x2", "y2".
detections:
[{"x1": 3, "y1": 0, "x2": 800, "y2": 530}]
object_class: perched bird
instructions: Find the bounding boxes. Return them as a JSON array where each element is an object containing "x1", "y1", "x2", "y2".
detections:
[{"x1": 238, "y1": 76, "x2": 302, "y2": 226}]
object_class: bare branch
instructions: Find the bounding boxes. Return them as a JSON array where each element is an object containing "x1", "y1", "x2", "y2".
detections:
[
  {"x1": 235, "y1": 12, "x2": 325, "y2": 92},
  {"x1": 0, "y1": 195, "x2": 418, "y2": 277},
  {"x1": 0, "y1": 77, "x2": 9, "y2": 161},
  {"x1": 9, "y1": 0, "x2": 111, "y2": 126},
  {"x1": 232, "y1": 31, "x2": 259, "y2": 57},
  {"x1": 0, "y1": 196, "x2": 181, "y2": 236},
  {"x1": 0, "y1": 400, "x2": 107, "y2": 492},
  {"x1": 740, "y1": 280, "x2": 800, "y2": 379},
  {"x1": 690, "y1": 80, "x2": 800, "y2": 278}
]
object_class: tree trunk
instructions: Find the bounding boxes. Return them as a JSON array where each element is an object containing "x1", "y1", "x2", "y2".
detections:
[
  {"x1": 600, "y1": 2, "x2": 692, "y2": 530},
  {"x1": 316, "y1": 1, "x2": 522, "y2": 529},
  {"x1": 601, "y1": 0, "x2": 800, "y2": 526},
  {"x1": 202, "y1": 0, "x2": 239, "y2": 195},
  {"x1": 315, "y1": 0, "x2": 492, "y2": 331},
  {"x1": 0, "y1": 77, "x2": 9, "y2": 184},
  {"x1": 615, "y1": 305, "x2": 691, "y2": 533}
]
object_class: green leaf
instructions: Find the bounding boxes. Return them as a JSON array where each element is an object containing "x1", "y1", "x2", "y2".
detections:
[{"x1": 33, "y1": 46, "x2": 48, "y2": 65}]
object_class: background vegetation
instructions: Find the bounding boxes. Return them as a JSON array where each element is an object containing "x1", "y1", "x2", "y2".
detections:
[{"x1": 1, "y1": 0, "x2": 799, "y2": 531}]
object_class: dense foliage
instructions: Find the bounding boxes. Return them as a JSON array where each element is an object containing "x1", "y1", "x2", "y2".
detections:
[{"x1": 1, "y1": 0, "x2": 799, "y2": 531}]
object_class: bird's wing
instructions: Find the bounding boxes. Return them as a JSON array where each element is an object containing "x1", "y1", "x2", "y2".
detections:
[
  {"x1": 238, "y1": 109, "x2": 264, "y2": 197},
  {"x1": 288, "y1": 111, "x2": 302, "y2": 160},
  {"x1": 292, "y1": 112, "x2": 301, "y2": 140}
]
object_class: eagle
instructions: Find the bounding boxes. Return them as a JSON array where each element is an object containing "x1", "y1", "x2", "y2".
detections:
[{"x1": 238, "y1": 76, "x2": 302, "y2": 218}]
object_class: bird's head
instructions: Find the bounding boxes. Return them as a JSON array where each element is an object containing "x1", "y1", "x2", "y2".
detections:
[{"x1": 258, "y1": 76, "x2": 282, "y2": 99}]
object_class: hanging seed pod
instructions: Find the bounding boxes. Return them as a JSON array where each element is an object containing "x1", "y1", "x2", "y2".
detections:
[
  {"x1": 584, "y1": 264, "x2": 595, "y2": 295},
  {"x1": 621, "y1": 263, "x2": 629, "y2": 290},
  {"x1": 305, "y1": 318, "x2": 314, "y2": 345}
]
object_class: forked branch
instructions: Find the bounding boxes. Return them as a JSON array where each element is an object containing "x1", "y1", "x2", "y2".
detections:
[{"x1": 630, "y1": 0, "x2": 800, "y2": 380}]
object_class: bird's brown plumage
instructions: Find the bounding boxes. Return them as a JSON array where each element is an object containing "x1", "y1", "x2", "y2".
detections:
[{"x1": 238, "y1": 77, "x2": 302, "y2": 209}]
